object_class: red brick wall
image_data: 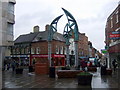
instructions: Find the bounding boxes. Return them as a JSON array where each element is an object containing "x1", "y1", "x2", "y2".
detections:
[
  {"x1": 78, "y1": 33, "x2": 89, "y2": 57},
  {"x1": 31, "y1": 40, "x2": 65, "y2": 54}
]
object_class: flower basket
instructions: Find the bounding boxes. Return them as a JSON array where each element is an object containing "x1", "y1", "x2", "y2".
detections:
[{"x1": 77, "y1": 72, "x2": 93, "y2": 85}]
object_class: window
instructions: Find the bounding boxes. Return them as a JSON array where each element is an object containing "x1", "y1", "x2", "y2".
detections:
[
  {"x1": 7, "y1": 23, "x2": 13, "y2": 35},
  {"x1": 8, "y1": 2, "x2": 14, "y2": 14},
  {"x1": 61, "y1": 46, "x2": 63, "y2": 54},
  {"x1": 64, "y1": 47, "x2": 66, "y2": 55},
  {"x1": 36, "y1": 47, "x2": 40, "y2": 54},
  {"x1": 116, "y1": 11, "x2": 119, "y2": 23},
  {"x1": 110, "y1": 17, "x2": 113, "y2": 28},
  {"x1": 56, "y1": 45, "x2": 59, "y2": 54},
  {"x1": 31, "y1": 48, "x2": 34, "y2": 54}
]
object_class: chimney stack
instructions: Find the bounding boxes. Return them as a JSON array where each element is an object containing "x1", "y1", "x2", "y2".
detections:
[
  {"x1": 45, "y1": 24, "x2": 50, "y2": 31},
  {"x1": 33, "y1": 25, "x2": 39, "y2": 32}
]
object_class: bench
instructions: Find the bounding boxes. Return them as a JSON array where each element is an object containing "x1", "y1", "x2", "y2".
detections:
[{"x1": 57, "y1": 70, "x2": 83, "y2": 78}]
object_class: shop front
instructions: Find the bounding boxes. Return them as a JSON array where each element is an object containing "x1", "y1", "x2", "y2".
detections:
[
  {"x1": 30, "y1": 54, "x2": 65, "y2": 67},
  {"x1": 11, "y1": 55, "x2": 29, "y2": 66}
]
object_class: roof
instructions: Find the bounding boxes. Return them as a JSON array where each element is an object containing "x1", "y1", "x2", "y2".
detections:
[
  {"x1": 15, "y1": 31, "x2": 65, "y2": 44},
  {"x1": 33, "y1": 31, "x2": 65, "y2": 42},
  {"x1": 15, "y1": 32, "x2": 39, "y2": 44}
]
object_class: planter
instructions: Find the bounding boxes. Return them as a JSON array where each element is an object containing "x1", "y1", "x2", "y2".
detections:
[
  {"x1": 61, "y1": 67, "x2": 70, "y2": 70},
  {"x1": 77, "y1": 72, "x2": 93, "y2": 85},
  {"x1": 15, "y1": 68, "x2": 23, "y2": 74},
  {"x1": 87, "y1": 67, "x2": 97, "y2": 72}
]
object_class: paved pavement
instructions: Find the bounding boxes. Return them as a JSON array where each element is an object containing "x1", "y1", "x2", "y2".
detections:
[{"x1": 2, "y1": 67, "x2": 120, "y2": 89}]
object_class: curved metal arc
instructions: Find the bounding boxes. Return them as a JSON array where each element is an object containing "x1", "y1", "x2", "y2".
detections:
[
  {"x1": 50, "y1": 14, "x2": 63, "y2": 25},
  {"x1": 48, "y1": 14, "x2": 63, "y2": 41},
  {"x1": 62, "y1": 8, "x2": 75, "y2": 21},
  {"x1": 62, "y1": 8, "x2": 79, "y2": 41}
]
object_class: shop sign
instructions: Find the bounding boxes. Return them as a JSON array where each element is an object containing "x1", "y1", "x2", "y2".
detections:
[
  {"x1": 53, "y1": 55, "x2": 65, "y2": 57},
  {"x1": 111, "y1": 31, "x2": 120, "y2": 34},
  {"x1": 32, "y1": 54, "x2": 48, "y2": 58},
  {"x1": 20, "y1": 55, "x2": 29, "y2": 57},
  {"x1": 110, "y1": 31, "x2": 120, "y2": 39},
  {"x1": 11, "y1": 55, "x2": 20, "y2": 57},
  {"x1": 31, "y1": 54, "x2": 65, "y2": 58}
]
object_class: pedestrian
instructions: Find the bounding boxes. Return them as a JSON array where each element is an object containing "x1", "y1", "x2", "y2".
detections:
[
  {"x1": 7, "y1": 63, "x2": 10, "y2": 70},
  {"x1": 11, "y1": 60, "x2": 16, "y2": 71},
  {"x1": 112, "y1": 59, "x2": 117, "y2": 72},
  {"x1": 81, "y1": 60, "x2": 87, "y2": 71}
]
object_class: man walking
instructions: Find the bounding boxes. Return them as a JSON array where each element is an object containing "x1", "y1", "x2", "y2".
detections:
[{"x1": 112, "y1": 59, "x2": 117, "y2": 72}]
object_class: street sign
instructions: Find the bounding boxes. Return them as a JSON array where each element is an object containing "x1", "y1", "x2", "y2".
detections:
[
  {"x1": 101, "y1": 49, "x2": 107, "y2": 54},
  {"x1": 110, "y1": 31, "x2": 120, "y2": 40}
]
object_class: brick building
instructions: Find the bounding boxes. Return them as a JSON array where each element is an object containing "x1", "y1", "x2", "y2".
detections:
[
  {"x1": 11, "y1": 25, "x2": 66, "y2": 67},
  {"x1": 105, "y1": 2, "x2": 120, "y2": 68},
  {"x1": 78, "y1": 33, "x2": 89, "y2": 58}
]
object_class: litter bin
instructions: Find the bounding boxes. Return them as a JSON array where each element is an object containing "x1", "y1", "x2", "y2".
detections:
[
  {"x1": 101, "y1": 65, "x2": 106, "y2": 75},
  {"x1": 29, "y1": 66, "x2": 34, "y2": 72},
  {"x1": 49, "y1": 67, "x2": 55, "y2": 78}
]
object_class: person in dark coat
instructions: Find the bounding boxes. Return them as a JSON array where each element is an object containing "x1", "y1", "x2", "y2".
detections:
[
  {"x1": 11, "y1": 60, "x2": 16, "y2": 71},
  {"x1": 112, "y1": 59, "x2": 117, "y2": 72},
  {"x1": 81, "y1": 60, "x2": 87, "y2": 71}
]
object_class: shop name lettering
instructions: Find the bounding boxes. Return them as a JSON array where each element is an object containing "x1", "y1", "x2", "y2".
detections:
[{"x1": 32, "y1": 55, "x2": 48, "y2": 57}]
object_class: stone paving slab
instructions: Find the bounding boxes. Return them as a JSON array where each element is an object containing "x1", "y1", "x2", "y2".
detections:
[{"x1": 2, "y1": 68, "x2": 120, "y2": 89}]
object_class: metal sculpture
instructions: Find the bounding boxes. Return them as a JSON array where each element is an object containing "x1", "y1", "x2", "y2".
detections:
[
  {"x1": 63, "y1": 23, "x2": 72, "y2": 66},
  {"x1": 62, "y1": 8, "x2": 79, "y2": 67},
  {"x1": 48, "y1": 14, "x2": 63, "y2": 67}
]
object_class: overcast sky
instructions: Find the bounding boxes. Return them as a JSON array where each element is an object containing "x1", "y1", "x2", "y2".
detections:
[{"x1": 14, "y1": 0, "x2": 120, "y2": 51}]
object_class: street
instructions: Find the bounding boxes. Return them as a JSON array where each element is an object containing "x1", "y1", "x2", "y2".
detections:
[{"x1": 2, "y1": 67, "x2": 120, "y2": 89}]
